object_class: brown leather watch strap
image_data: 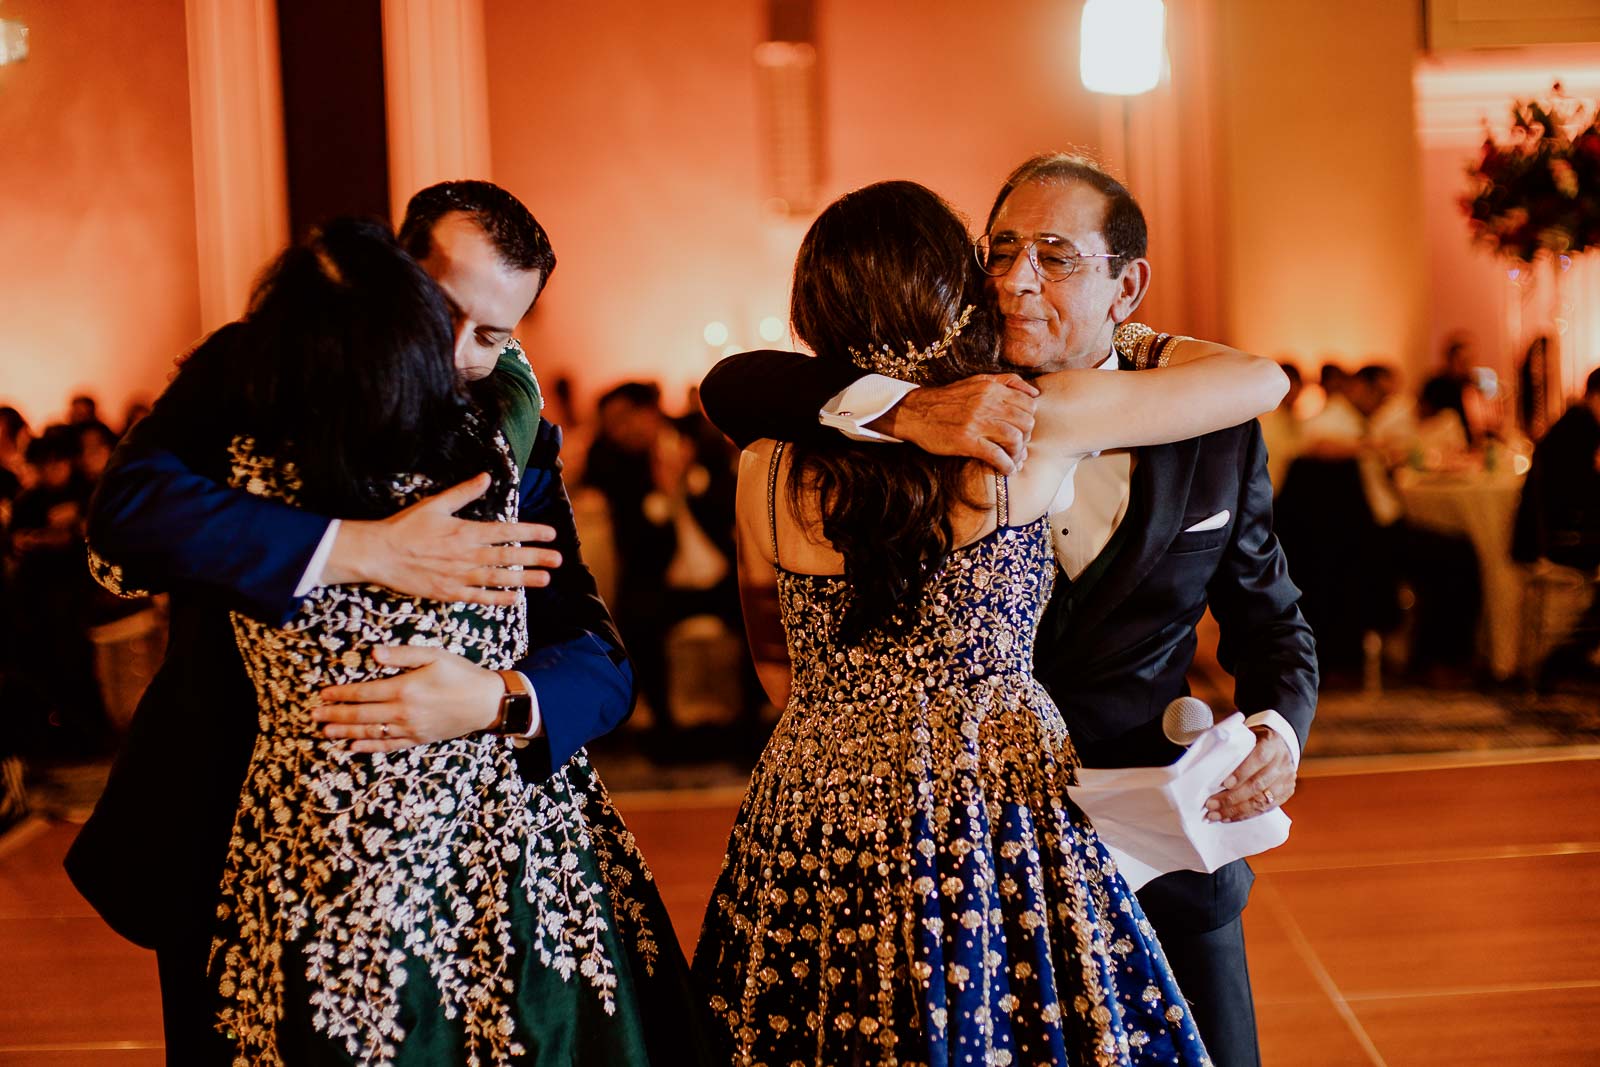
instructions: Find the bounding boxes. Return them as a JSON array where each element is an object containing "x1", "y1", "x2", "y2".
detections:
[{"x1": 491, "y1": 669, "x2": 531, "y2": 732}]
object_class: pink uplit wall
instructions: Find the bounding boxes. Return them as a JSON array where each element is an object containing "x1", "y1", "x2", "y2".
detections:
[
  {"x1": 1213, "y1": 0, "x2": 1430, "y2": 380},
  {"x1": 484, "y1": 0, "x2": 769, "y2": 412},
  {"x1": 0, "y1": 0, "x2": 201, "y2": 428},
  {"x1": 484, "y1": 0, "x2": 1129, "y2": 411},
  {"x1": 1419, "y1": 140, "x2": 1508, "y2": 377},
  {"x1": 3, "y1": 0, "x2": 1507, "y2": 436}
]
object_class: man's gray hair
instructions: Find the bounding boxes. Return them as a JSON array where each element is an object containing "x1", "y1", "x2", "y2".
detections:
[{"x1": 984, "y1": 153, "x2": 1148, "y2": 274}]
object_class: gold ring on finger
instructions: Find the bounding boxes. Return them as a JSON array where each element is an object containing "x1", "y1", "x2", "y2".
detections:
[
  {"x1": 1263, "y1": 788, "x2": 1275, "y2": 806},
  {"x1": 380, "y1": 723, "x2": 390, "y2": 739}
]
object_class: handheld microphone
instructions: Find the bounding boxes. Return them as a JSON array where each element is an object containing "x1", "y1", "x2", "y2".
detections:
[{"x1": 1162, "y1": 696, "x2": 1216, "y2": 747}]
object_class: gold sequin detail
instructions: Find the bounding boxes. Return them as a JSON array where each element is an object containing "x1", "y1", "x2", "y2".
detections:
[{"x1": 695, "y1": 519, "x2": 1211, "y2": 1065}]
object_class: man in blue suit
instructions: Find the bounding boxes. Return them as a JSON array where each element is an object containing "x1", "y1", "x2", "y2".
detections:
[{"x1": 65, "y1": 181, "x2": 634, "y2": 1062}]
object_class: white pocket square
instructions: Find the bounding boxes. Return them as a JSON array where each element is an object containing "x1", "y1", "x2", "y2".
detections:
[{"x1": 1184, "y1": 509, "x2": 1230, "y2": 533}]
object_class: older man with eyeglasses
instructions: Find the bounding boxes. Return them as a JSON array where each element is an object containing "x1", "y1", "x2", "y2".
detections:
[{"x1": 699, "y1": 153, "x2": 1317, "y2": 1066}]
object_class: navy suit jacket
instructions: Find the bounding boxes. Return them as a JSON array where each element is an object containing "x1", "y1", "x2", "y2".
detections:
[
  {"x1": 65, "y1": 329, "x2": 634, "y2": 949},
  {"x1": 700, "y1": 349, "x2": 1318, "y2": 927}
]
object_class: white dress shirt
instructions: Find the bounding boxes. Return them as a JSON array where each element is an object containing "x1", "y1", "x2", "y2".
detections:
[
  {"x1": 820, "y1": 374, "x2": 917, "y2": 442},
  {"x1": 820, "y1": 358, "x2": 1301, "y2": 766},
  {"x1": 1053, "y1": 356, "x2": 1132, "y2": 580}
]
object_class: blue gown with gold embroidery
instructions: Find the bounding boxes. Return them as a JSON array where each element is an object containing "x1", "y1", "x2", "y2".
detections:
[{"x1": 693, "y1": 457, "x2": 1210, "y2": 1066}]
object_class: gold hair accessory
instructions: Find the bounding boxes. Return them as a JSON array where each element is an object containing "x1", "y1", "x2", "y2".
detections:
[
  {"x1": 848, "y1": 304, "x2": 975, "y2": 383},
  {"x1": 313, "y1": 247, "x2": 346, "y2": 286}
]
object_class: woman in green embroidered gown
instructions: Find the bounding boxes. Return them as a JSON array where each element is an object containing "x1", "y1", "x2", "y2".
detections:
[{"x1": 182, "y1": 218, "x2": 704, "y2": 1065}]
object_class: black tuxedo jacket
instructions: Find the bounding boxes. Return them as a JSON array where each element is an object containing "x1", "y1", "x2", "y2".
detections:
[
  {"x1": 65, "y1": 328, "x2": 635, "y2": 949},
  {"x1": 700, "y1": 347, "x2": 1317, "y2": 774},
  {"x1": 1035, "y1": 423, "x2": 1316, "y2": 770}
]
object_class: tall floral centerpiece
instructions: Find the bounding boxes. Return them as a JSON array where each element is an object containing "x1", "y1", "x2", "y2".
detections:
[{"x1": 1463, "y1": 85, "x2": 1600, "y2": 433}]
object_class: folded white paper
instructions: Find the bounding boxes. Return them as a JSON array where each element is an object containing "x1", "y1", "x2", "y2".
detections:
[{"x1": 1066, "y1": 713, "x2": 1291, "y2": 890}]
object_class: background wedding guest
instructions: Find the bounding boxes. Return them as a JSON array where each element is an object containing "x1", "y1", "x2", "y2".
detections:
[
  {"x1": 1516, "y1": 366, "x2": 1600, "y2": 572},
  {"x1": 1412, "y1": 377, "x2": 1471, "y2": 459},
  {"x1": 1289, "y1": 365, "x2": 1480, "y2": 679},
  {"x1": 7, "y1": 427, "x2": 108, "y2": 756},
  {"x1": 0, "y1": 406, "x2": 33, "y2": 498},
  {"x1": 583, "y1": 381, "x2": 753, "y2": 751},
  {"x1": 66, "y1": 394, "x2": 115, "y2": 443},
  {"x1": 118, "y1": 400, "x2": 152, "y2": 438},
  {"x1": 585, "y1": 384, "x2": 681, "y2": 731},
  {"x1": 1315, "y1": 361, "x2": 1349, "y2": 417},
  {"x1": 1260, "y1": 362, "x2": 1304, "y2": 492},
  {"x1": 1515, "y1": 367, "x2": 1600, "y2": 688},
  {"x1": 1361, "y1": 363, "x2": 1420, "y2": 452},
  {"x1": 0, "y1": 402, "x2": 166, "y2": 802},
  {"x1": 74, "y1": 423, "x2": 116, "y2": 484},
  {"x1": 1422, "y1": 332, "x2": 1488, "y2": 444},
  {"x1": 0, "y1": 405, "x2": 33, "y2": 835}
]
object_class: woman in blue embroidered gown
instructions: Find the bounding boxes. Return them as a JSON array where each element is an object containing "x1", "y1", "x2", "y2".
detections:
[
  {"x1": 691, "y1": 182, "x2": 1288, "y2": 1066},
  {"x1": 163, "y1": 219, "x2": 705, "y2": 1065}
]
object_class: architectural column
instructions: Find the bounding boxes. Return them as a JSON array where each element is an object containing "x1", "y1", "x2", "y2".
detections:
[
  {"x1": 185, "y1": 0, "x2": 290, "y2": 330},
  {"x1": 381, "y1": 0, "x2": 492, "y2": 220},
  {"x1": 1095, "y1": 0, "x2": 1224, "y2": 342}
]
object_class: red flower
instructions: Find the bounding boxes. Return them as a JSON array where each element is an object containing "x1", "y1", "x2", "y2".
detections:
[{"x1": 1464, "y1": 88, "x2": 1600, "y2": 261}]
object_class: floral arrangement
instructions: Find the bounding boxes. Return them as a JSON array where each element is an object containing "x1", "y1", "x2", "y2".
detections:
[{"x1": 1462, "y1": 85, "x2": 1600, "y2": 262}]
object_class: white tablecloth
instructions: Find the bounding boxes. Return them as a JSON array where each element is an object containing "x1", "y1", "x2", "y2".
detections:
[{"x1": 1395, "y1": 469, "x2": 1525, "y2": 679}]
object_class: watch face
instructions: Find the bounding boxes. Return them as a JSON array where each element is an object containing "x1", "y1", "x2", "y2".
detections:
[{"x1": 498, "y1": 692, "x2": 533, "y2": 736}]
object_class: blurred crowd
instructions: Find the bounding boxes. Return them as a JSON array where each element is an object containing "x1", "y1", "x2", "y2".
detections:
[
  {"x1": 0, "y1": 395, "x2": 160, "y2": 828},
  {"x1": 1261, "y1": 333, "x2": 1600, "y2": 689},
  {"x1": 6, "y1": 342, "x2": 1593, "y2": 830},
  {"x1": 1262, "y1": 334, "x2": 1505, "y2": 490},
  {"x1": 0, "y1": 376, "x2": 767, "y2": 816},
  {"x1": 566, "y1": 381, "x2": 766, "y2": 759}
]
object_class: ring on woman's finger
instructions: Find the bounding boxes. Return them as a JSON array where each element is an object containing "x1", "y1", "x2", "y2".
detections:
[
  {"x1": 1263, "y1": 788, "x2": 1275, "y2": 806},
  {"x1": 380, "y1": 723, "x2": 390, "y2": 739}
]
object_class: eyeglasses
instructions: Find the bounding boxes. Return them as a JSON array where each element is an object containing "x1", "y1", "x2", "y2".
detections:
[{"x1": 973, "y1": 233, "x2": 1121, "y2": 282}]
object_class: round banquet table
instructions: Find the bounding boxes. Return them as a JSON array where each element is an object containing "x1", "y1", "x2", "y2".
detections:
[{"x1": 1394, "y1": 468, "x2": 1525, "y2": 679}]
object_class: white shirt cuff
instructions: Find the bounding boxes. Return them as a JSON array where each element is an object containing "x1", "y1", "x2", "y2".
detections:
[
  {"x1": 521, "y1": 673, "x2": 544, "y2": 738},
  {"x1": 294, "y1": 519, "x2": 342, "y2": 597},
  {"x1": 818, "y1": 374, "x2": 918, "y2": 442},
  {"x1": 1244, "y1": 709, "x2": 1302, "y2": 767}
]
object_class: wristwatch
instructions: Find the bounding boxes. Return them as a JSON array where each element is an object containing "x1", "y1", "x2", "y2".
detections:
[{"x1": 490, "y1": 670, "x2": 534, "y2": 736}]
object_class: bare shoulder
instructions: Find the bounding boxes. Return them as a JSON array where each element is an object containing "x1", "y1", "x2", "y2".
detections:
[
  {"x1": 740, "y1": 438, "x2": 778, "y2": 468},
  {"x1": 1002, "y1": 447, "x2": 1086, "y2": 524},
  {"x1": 735, "y1": 441, "x2": 779, "y2": 536},
  {"x1": 736, "y1": 439, "x2": 785, "y2": 495}
]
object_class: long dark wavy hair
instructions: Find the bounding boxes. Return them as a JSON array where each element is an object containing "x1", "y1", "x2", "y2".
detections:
[
  {"x1": 788, "y1": 181, "x2": 1003, "y2": 643},
  {"x1": 171, "y1": 216, "x2": 506, "y2": 520}
]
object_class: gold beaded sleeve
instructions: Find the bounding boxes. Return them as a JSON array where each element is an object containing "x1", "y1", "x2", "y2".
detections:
[{"x1": 87, "y1": 545, "x2": 154, "y2": 599}]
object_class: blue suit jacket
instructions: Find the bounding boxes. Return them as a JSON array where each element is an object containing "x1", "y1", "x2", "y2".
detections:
[{"x1": 65, "y1": 329, "x2": 635, "y2": 949}]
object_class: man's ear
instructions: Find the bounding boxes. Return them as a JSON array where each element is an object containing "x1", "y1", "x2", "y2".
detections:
[{"x1": 1111, "y1": 258, "x2": 1152, "y2": 322}]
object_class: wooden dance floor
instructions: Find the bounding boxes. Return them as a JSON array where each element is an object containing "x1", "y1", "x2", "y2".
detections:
[{"x1": 1, "y1": 749, "x2": 1596, "y2": 1065}]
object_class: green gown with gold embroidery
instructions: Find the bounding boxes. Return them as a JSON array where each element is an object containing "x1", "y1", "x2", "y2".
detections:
[{"x1": 207, "y1": 344, "x2": 706, "y2": 1066}]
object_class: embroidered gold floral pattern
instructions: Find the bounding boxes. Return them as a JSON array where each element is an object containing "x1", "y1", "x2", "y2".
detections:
[
  {"x1": 209, "y1": 436, "x2": 657, "y2": 1066},
  {"x1": 505, "y1": 337, "x2": 534, "y2": 375},
  {"x1": 87, "y1": 544, "x2": 152, "y2": 599},
  {"x1": 694, "y1": 519, "x2": 1212, "y2": 1066}
]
